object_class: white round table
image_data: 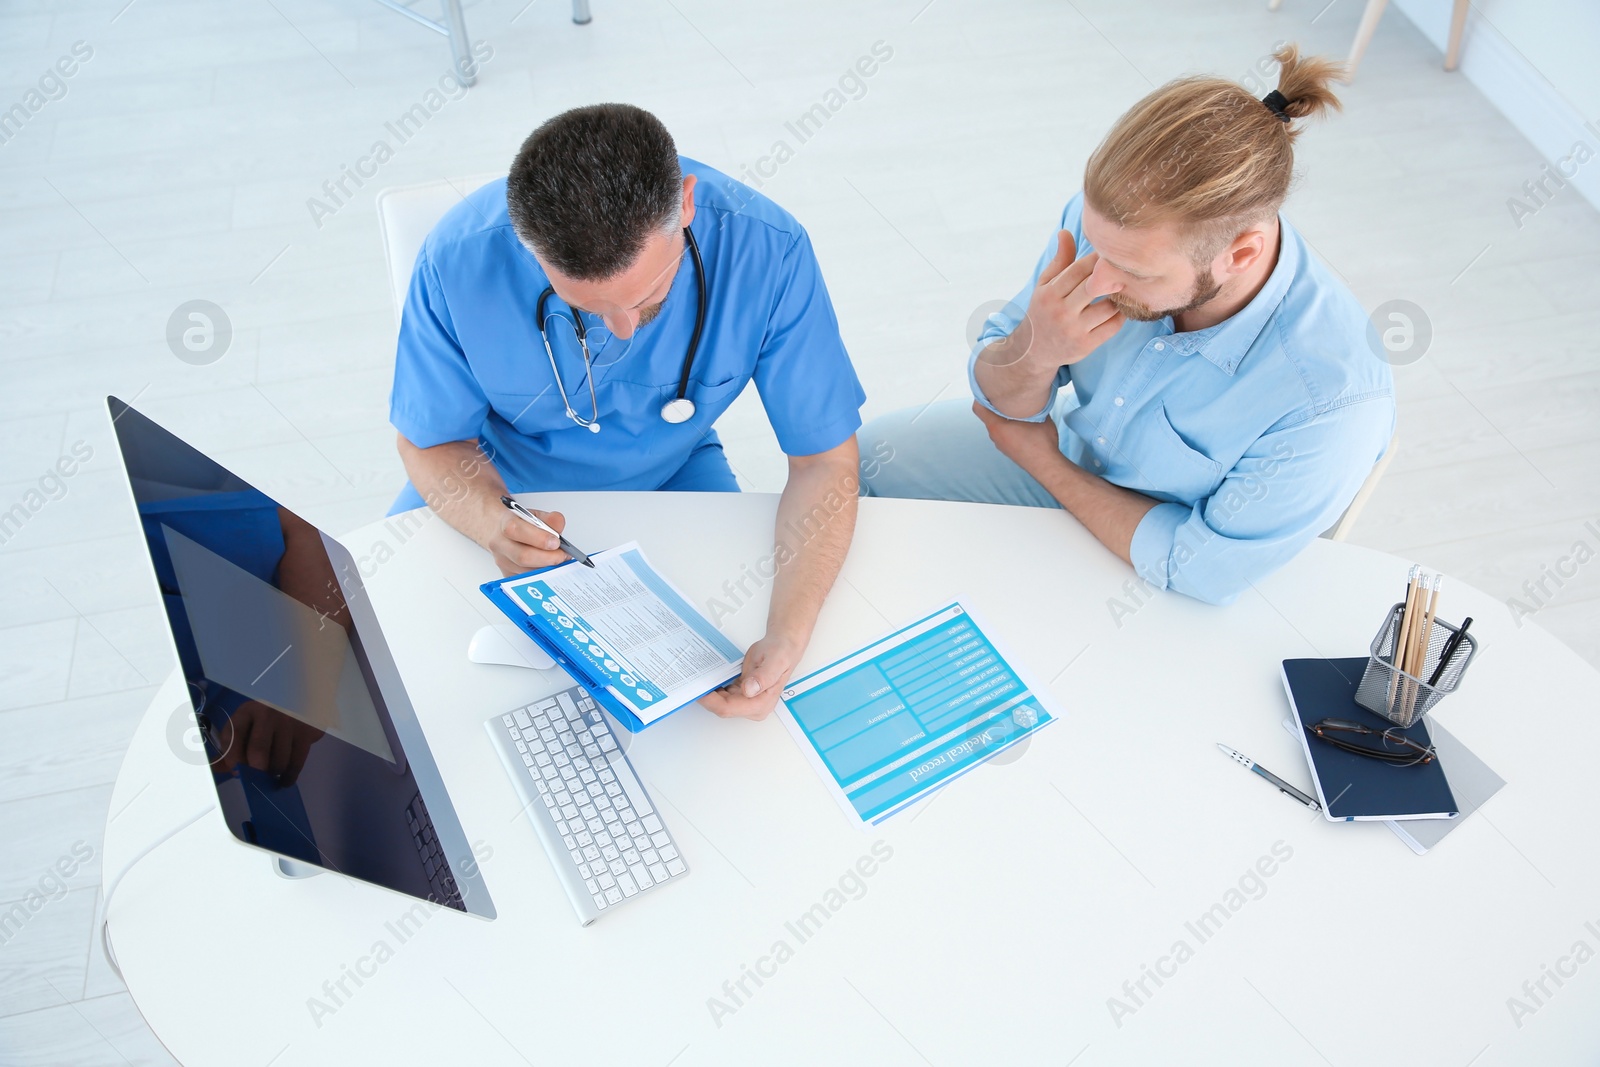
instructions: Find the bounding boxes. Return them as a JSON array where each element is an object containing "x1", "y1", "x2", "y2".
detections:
[{"x1": 103, "y1": 493, "x2": 1600, "y2": 1066}]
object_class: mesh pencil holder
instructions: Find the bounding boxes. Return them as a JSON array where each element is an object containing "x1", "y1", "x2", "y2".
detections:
[{"x1": 1354, "y1": 603, "x2": 1479, "y2": 728}]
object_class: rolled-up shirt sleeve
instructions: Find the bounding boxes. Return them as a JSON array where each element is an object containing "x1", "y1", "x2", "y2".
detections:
[
  {"x1": 1129, "y1": 398, "x2": 1394, "y2": 604},
  {"x1": 389, "y1": 248, "x2": 490, "y2": 450},
  {"x1": 968, "y1": 196, "x2": 1086, "y2": 422}
]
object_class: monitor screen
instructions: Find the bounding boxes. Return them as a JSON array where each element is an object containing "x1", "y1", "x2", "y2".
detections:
[{"x1": 108, "y1": 397, "x2": 494, "y2": 918}]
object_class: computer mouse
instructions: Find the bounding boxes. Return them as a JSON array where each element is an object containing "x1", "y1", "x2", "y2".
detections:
[{"x1": 467, "y1": 622, "x2": 555, "y2": 670}]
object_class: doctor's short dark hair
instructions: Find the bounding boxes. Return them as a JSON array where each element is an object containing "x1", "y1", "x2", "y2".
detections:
[{"x1": 506, "y1": 104, "x2": 682, "y2": 281}]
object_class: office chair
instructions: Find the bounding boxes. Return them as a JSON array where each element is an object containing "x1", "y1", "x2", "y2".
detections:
[
  {"x1": 1323, "y1": 431, "x2": 1399, "y2": 542},
  {"x1": 376, "y1": 175, "x2": 504, "y2": 327},
  {"x1": 1267, "y1": 0, "x2": 1469, "y2": 80},
  {"x1": 372, "y1": 0, "x2": 592, "y2": 87}
]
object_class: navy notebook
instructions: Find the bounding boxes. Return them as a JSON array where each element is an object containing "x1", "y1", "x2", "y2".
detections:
[{"x1": 1281, "y1": 658, "x2": 1459, "y2": 822}]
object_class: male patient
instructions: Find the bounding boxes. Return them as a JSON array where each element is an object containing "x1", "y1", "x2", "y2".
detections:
[{"x1": 860, "y1": 45, "x2": 1395, "y2": 604}]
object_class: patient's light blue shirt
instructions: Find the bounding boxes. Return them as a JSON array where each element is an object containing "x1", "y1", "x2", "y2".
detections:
[
  {"x1": 390, "y1": 158, "x2": 864, "y2": 507},
  {"x1": 970, "y1": 193, "x2": 1395, "y2": 604}
]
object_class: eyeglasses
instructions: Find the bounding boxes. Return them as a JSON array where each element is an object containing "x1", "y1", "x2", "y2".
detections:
[{"x1": 1307, "y1": 718, "x2": 1437, "y2": 766}]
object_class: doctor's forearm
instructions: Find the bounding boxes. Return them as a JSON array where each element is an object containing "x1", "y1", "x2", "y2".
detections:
[
  {"x1": 395, "y1": 434, "x2": 506, "y2": 546},
  {"x1": 767, "y1": 445, "x2": 860, "y2": 647}
]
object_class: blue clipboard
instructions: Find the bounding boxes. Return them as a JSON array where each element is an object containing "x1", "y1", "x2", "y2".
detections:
[
  {"x1": 478, "y1": 573, "x2": 652, "y2": 731},
  {"x1": 479, "y1": 553, "x2": 741, "y2": 732}
]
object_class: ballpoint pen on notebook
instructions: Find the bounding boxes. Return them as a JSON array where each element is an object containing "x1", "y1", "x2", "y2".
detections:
[
  {"x1": 500, "y1": 495, "x2": 595, "y2": 568},
  {"x1": 1217, "y1": 744, "x2": 1321, "y2": 812}
]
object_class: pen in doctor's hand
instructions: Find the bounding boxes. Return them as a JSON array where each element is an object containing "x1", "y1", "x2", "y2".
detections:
[
  {"x1": 500, "y1": 495, "x2": 595, "y2": 568},
  {"x1": 1217, "y1": 743, "x2": 1321, "y2": 812}
]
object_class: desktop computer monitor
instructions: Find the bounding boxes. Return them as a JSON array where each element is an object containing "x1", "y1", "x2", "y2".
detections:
[{"x1": 108, "y1": 396, "x2": 495, "y2": 918}]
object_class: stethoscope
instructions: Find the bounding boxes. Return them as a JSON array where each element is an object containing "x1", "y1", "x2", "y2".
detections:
[{"x1": 535, "y1": 226, "x2": 707, "y2": 432}]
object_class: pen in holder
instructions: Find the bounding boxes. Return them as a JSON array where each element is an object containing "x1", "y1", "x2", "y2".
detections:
[{"x1": 1354, "y1": 602, "x2": 1478, "y2": 728}]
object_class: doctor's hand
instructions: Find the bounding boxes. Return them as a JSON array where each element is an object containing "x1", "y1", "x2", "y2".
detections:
[
  {"x1": 487, "y1": 505, "x2": 571, "y2": 577},
  {"x1": 698, "y1": 633, "x2": 802, "y2": 721},
  {"x1": 1011, "y1": 231, "x2": 1125, "y2": 369}
]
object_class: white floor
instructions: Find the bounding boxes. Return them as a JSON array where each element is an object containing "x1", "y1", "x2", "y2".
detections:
[{"x1": 1, "y1": 0, "x2": 1596, "y2": 1062}]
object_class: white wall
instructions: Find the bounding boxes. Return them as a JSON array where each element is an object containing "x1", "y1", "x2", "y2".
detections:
[
  {"x1": 1393, "y1": 0, "x2": 1600, "y2": 214},
  {"x1": 1470, "y1": 0, "x2": 1600, "y2": 115}
]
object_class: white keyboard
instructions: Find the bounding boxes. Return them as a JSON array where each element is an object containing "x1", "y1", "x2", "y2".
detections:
[{"x1": 487, "y1": 685, "x2": 688, "y2": 924}]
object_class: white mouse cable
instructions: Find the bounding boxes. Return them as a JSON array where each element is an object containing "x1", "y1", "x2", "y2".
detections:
[{"x1": 98, "y1": 804, "x2": 215, "y2": 979}]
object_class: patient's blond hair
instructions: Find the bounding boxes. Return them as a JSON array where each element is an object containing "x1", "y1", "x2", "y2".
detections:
[{"x1": 1084, "y1": 44, "x2": 1345, "y2": 261}]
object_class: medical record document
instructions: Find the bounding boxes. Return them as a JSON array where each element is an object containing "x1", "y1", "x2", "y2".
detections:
[
  {"x1": 778, "y1": 602, "x2": 1058, "y2": 825},
  {"x1": 484, "y1": 543, "x2": 743, "y2": 729}
]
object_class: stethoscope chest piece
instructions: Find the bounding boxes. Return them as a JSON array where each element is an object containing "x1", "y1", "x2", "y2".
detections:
[{"x1": 660, "y1": 397, "x2": 696, "y2": 424}]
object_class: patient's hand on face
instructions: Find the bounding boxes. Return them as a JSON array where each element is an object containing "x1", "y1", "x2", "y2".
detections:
[
  {"x1": 1015, "y1": 230, "x2": 1126, "y2": 370},
  {"x1": 211, "y1": 701, "x2": 325, "y2": 787}
]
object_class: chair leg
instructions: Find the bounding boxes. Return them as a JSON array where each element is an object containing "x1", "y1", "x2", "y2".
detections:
[
  {"x1": 1444, "y1": 0, "x2": 1468, "y2": 70},
  {"x1": 443, "y1": 0, "x2": 475, "y2": 86},
  {"x1": 1346, "y1": 0, "x2": 1390, "y2": 81},
  {"x1": 572, "y1": 0, "x2": 592, "y2": 24}
]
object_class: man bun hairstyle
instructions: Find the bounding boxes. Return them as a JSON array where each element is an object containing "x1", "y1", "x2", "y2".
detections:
[
  {"x1": 507, "y1": 103, "x2": 682, "y2": 281},
  {"x1": 1083, "y1": 43, "x2": 1345, "y2": 262}
]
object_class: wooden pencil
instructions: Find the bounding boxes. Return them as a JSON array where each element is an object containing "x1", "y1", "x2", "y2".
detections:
[
  {"x1": 1404, "y1": 574, "x2": 1442, "y2": 720},
  {"x1": 1400, "y1": 570, "x2": 1426, "y2": 718},
  {"x1": 1417, "y1": 575, "x2": 1441, "y2": 678},
  {"x1": 1388, "y1": 566, "x2": 1421, "y2": 714}
]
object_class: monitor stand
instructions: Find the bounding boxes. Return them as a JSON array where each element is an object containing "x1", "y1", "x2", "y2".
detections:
[{"x1": 273, "y1": 857, "x2": 323, "y2": 879}]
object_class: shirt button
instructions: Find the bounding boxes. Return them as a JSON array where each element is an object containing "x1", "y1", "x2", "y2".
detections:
[
  {"x1": 1153, "y1": 341, "x2": 1165, "y2": 351},
  {"x1": 1097, "y1": 436, "x2": 1106, "y2": 444},
  {"x1": 1093, "y1": 459, "x2": 1102, "y2": 468},
  {"x1": 1113, "y1": 396, "x2": 1124, "y2": 406}
]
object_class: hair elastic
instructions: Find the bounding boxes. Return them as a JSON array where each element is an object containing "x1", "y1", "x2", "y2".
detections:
[{"x1": 1261, "y1": 90, "x2": 1293, "y2": 123}]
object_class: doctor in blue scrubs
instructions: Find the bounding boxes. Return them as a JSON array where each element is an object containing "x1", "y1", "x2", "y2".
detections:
[{"x1": 390, "y1": 104, "x2": 866, "y2": 720}]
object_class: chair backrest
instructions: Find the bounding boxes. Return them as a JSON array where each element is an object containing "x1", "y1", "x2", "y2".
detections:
[
  {"x1": 1322, "y1": 430, "x2": 1399, "y2": 542},
  {"x1": 375, "y1": 175, "x2": 504, "y2": 326}
]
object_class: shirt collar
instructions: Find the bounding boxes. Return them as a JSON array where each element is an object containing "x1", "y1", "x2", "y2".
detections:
[{"x1": 1158, "y1": 214, "x2": 1300, "y2": 376}]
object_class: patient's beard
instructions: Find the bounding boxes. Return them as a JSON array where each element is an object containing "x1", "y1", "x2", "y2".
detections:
[{"x1": 1109, "y1": 267, "x2": 1222, "y2": 322}]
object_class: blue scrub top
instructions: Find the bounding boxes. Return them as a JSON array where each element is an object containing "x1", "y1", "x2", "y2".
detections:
[{"x1": 389, "y1": 158, "x2": 865, "y2": 507}]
